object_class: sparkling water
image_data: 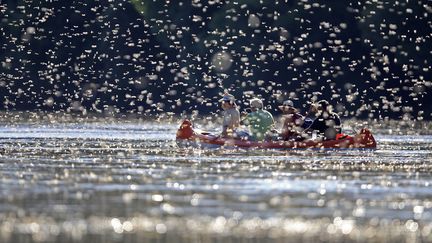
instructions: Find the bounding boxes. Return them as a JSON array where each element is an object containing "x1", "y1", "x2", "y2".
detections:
[{"x1": 0, "y1": 118, "x2": 431, "y2": 242}]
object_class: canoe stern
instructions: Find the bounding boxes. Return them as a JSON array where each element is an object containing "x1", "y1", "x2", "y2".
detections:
[
  {"x1": 176, "y1": 119, "x2": 194, "y2": 140},
  {"x1": 358, "y1": 128, "x2": 377, "y2": 148}
]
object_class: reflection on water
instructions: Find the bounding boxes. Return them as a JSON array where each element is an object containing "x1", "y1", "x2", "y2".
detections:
[{"x1": 0, "y1": 119, "x2": 431, "y2": 242}]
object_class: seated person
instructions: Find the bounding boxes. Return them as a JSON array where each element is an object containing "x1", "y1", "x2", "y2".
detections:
[
  {"x1": 303, "y1": 100, "x2": 341, "y2": 140},
  {"x1": 219, "y1": 93, "x2": 241, "y2": 137},
  {"x1": 278, "y1": 100, "x2": 304, "y2": 141},
  {"x1": 242, "y1": 98, "x2": 275, "y2": 141}
]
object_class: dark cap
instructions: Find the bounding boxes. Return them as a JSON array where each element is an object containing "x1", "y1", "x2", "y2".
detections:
[{"x1": 317, "y1": 100, "x2": 329, "y2": 110}]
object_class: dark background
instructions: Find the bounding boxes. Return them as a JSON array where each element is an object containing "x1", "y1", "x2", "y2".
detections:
[{"x1": 1, "y1": 0, "x2": 431, "y2": 119}]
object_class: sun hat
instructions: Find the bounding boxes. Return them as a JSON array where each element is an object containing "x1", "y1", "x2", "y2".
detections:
[
  {"x1": 278, "y1": 100, "x2": 294, "y2": 110},
  {"x1": 219, "y1": 93, "x2": 236, "y2": 102},
  {"x1": 249, "y1": 98, "x2": 263, "y2": 109}
]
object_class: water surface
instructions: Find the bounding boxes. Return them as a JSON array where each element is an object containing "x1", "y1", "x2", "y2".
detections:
[{"x1": 0, "y1": 119, "x2": 431, "y2": 242}]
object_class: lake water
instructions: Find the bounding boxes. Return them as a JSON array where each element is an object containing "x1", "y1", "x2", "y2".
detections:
[{"x1": 0, "y1": 117, "x2": 431, "y2": 242}]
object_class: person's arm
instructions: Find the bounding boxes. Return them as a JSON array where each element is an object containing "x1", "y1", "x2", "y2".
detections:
[
  {"x1": 303, "y1": 116, "x2": 322, "y2": 136},
  {"x1": 304, "y1": 118, "x2": 315, "y2": 132},
  {"x1": 241, "y1": 114, "x2": 250, "y2": 126},
  {"x1": 335, "y1": 114, "x2": 342, "y2": 134},
  {"x1": 295, "y1": 114, "x2": 305, "y2": 127},
  {"x1": 221, "y1": 112, "x2": 231, "y2": 136},
  {"x1": 278, "y1": 116, "x2": 288, "y2": 137},
  {"x1": 221, "y1": 126, "x2": 228, "y2": 136},
  {"x1": 269, "y1": 113, "x2": 276, "y2": 130}
]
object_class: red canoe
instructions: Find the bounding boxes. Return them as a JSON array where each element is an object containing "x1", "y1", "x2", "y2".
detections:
[{"x1": 176, "y1": 120, "x2": 377, "y2": 149}]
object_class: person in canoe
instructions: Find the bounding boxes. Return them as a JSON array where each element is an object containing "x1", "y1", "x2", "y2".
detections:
[
  {"x1": 303, "y1": 100, "x2": 341, "y2": 140},
  {"x1": 278, "y1": 100, "x2": 305, "y2": 140},
  {"x1": 242, "y1": 98, "x2": 275, "y2": 141},
  {"x1": 219, "y1": 93, "x2": 241, "y2": 137}
]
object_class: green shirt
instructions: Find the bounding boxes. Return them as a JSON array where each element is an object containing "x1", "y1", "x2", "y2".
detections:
[{"x1": 244, "y1": 110, "x2": 275, "y2": 140}]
